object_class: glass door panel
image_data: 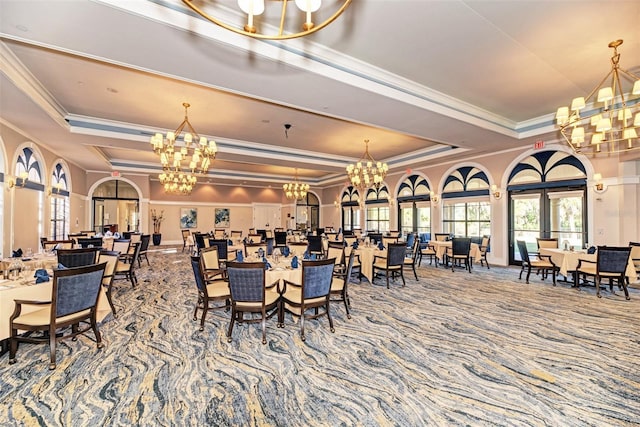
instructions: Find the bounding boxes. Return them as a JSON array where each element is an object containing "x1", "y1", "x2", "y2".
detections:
[
  {"x1": 511, "y1": 193, "x2": 541, "y2": 262},
  {"x1": 548, "y1": 191, "x2": 585, "y2": 250}
]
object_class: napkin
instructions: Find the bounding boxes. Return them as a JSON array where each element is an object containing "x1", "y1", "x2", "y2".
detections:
[
  {"x1": 303, "y1": 250, "x2": 310, "y2": 260},
  {"x1": 352, "y1": 241, "x2": 359, "y2": 249},
  {"x1": 12, "y1": 248, "x2": 23, "y2": 258},
  {"x1": 34, "y1": 268, "x2": 50, "y2": 283},
  {"x1": 57, "y1": 263, "x2": 68, "y2": 270},
  {"x1": 236, "y1": 250, "x2": 244, "y2": 262},
  {"x1": 257, "y1": 248, "x2": 265, "y2": 258},
  {"x1": 291, "y1": 256, "x2": 299, "y2": 269},
  {"x1": 378, "y1": 241, "x2": 385, "y2": 250},
  {"x1": 262, "y1": 257, "x2": 271, "y2": 270},
  {"x1": 282, "y1": 246, "x2": 290, "y2": 257},
  {"x1": 587, "y1": 246, "x2": 596, "y2": 254},
  {"x1": 227, "y1": 239, "x2": 233, "y2": 246}
]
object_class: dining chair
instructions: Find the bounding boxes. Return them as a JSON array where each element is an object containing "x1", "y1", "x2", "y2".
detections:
[
  {"x1": 434, "y1": 233, "x2": 450, "y2": 242},
  {"x1": 419, "y1": 236, "x2": 437, "y2": 267},
  {"x1": 274, "y1": 231, "x2": 288, "y2": 249},
  {"x1": 57, "y1": 247, "x2": 100, "y2": 268},
  {"x1": 403, "y1": 236, "x2": 421, "y2": 280},
  {"x1": 575, "y1": 246, "x2": 632, "y2": 299},
  {"x1": 181, "y1": 229, "x2": 193, "y2": 253},
  {"x1": 190, "y1": 256, "x2": 231, "y2": 332},
  {"x1": 247, "y1": 233, "x2": 263, "y2": 243},
  {"x1": 382, "y1": 236, "x2": 398, "y2": 247},
  {"x1": 137, "y1": 234, "x2": 151, "y2": 267},
  {"x1": 76, "y1": 237, "x2": 104, "y2": 248},
  {"x1": 230, "y1": 230, "x2": 243, "y2": 239},
  {"x1": 372, "y1": 243, "x2": 406, "y2": 288},
  {"x1": 446, "y1": 238, "x2": 472, "y2": 273},
  {"x1": 208, "y1": 239, "x2": 230, "y2": 262},
  {"x1": 478, "y1": 235, "x2": 491, "y2": 269},
  {"x1": 42, "y1": 240, "x2": 74, "y2": 252},
  {"x1": 112, "y1": 239, "x2": 131, "y2": 258},
  {"x1": 214, "y1": 229, "x2": 225, "y2": 239},
  {"x1": 98, "y1": 250, "x2": 120, "y2": 317},
  {"x1": 307, "y1": 235, "x2": 324, "y2": 258},
  {"x1": 516, "y1": 240, "x2": 558, "y2": 285},
  {"x1": 330, "y1": 250, "x2": 356, "y2": 319},
  {"x1": 244, "y1": 242, "x2": 267, "y2": 258},
  {"x1": 536, "y1": 237, "x2": 559, "y2": 249},
  {"x1": 279, "y1": 258, "x2": 336, "y2": 341},
  {"x1": 629, "y1": 242, "x2": 640, "y2": 280},
  {"x1": 226, "y1": 261, "x2": 280, "y2": 344},
  {"x1": 326, "y1": 241, "x2": 345, "y2": 273},
  {"x1": 9, "y1": 262, "x2": 107, "y2": 370},
  {"x1": 114, "y1": 242, "x2": 141, "y2": 287}
]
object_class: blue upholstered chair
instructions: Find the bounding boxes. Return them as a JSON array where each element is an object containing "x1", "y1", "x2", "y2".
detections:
[
  {"x1": 190, "y1": 256, "x2": 230, "y2": 331},
  {"x1": 279, "y1": 258, "x2": 336, "y2": 341},
  {"x1": 226, "y1": 261, "x2": 280, "y2": 344},
  {"x1": 9, "y1": 262, "x2": 107, "y2": 370},
  {"x1": 57, "y1": 247, "x2": 100, "y2": 268},
  {"x1": 330, "y1": 251, "x2": 356, "y2": 319}
]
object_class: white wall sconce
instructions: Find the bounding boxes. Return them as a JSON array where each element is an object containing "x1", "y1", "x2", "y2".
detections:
[
  {"x1": 48, "y1": 182, "x2": 63, "y2": 196},
  {"x1": 490, "y1": 184, "x2": 502, "y2": 200},
  {"x1": 593, "y1": 173, "x2": 606, "y2": 193},
  {"x1": 7, "y1": 171, "x2": 28, "y2": 189},
  {"x1": 429, "y1": 191, "x2": 440, "y2": 204},
  {"x1": 334, "y1": 200, "x2": 340, "y2": 208}
]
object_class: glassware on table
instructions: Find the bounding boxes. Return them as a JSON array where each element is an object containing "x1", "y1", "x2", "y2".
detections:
[{"x1": 26, "y1": 247, "x2": 33, "y2": 257}]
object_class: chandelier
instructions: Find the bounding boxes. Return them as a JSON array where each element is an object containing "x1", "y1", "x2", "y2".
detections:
[
  {"x1": 346, "y1": 139, "x2": 388, "y2": 192},
  {"x1": 283, "y1": 168, "x2": 309, "y2": 200},
  {"x1": 556, "y1": 39, "x2": 640, "y2": 155},
  {"x1": 150, "y1": 103, "x2": 217, "y2": 195},
  {"x1": 182, "y1": 0, "x2": 351, "y2": 40}
]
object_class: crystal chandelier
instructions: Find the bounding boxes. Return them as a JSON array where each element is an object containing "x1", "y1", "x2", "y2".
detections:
[
  {"x1": 283, "y1": 168, "x2": 309, "y2": 200},
  {"x1": 556, "y1": 40, "x2": 640, "y2": 155},
  {"x1": 182, "y1": 0, "x2": 351, "y2": 40},
  {"x1": 150, "y1": 103, "x2": 217, "y2": 195},
  {"x1": 346, "y1": 140, "x2": 388, "y2": 192}
]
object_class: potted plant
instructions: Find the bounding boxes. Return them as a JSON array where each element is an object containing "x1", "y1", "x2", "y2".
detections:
[{"x1": 151, "y1": 209, "x2": 164, "y2": 246}]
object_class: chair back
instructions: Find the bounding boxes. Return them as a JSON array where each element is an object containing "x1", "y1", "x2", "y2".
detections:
[
  {"x1": 405, "y1": 233, "x2": 416, "y2": 249},
  {"x1": 326, "y1": 244, "x2": 344, "y2": 265},
  {"x1": 265, "y1": 230, "x2": 274, "y2": 239},
  {"x1": 112, "y1": 239, "x2": 131, "y2": 255},
  {"x1": 98, "y1": 250, "x2": 119, "y2": 285},
  {"x1": 536, "y1": 238, "x2": 558, "y2": 249},
  {"x1": 597, "y1": 246, "x2": 631, "y2": 274},
  {"x1": 288, "y1": 242, "x2": 309, "y2": 256},
  {"x1": 266, "y1": 238, "x2": 274, "y2": 255},
  {"x1": 344, "y1": 237, "x2": 357, "y2": 248},
  {"x1": 190, "y1": 256, "x2": 207, "y2": 294},
  {"x1": 480, "y1": 235, "x2": 490, "y2": 253},
  {"x1": 227, "y1": 261, "x2": 265, "y2": 303},
  {"x1": 451, "y1": 238, "x2": 471, "y2": 256},
  {"x1": 247, "y1": 233, "x2": 263, "y2": 243},
  {"x1": 129, "y1": 233, "x2": 142, "y2": 244},
  {"x1": 208, "y1": 239, "x2": 229, "y2": 260},
  {"x1": 139, "y1": 234, "x2": 151, "y2": 252},
  {"x1": 43, "y1": 240, "x2": 74, "y2": 251},
  {"x1": 193, "y1": 233, "x2": 207, "y2": 250},
  {"x1": 435, "y1": 233, "x2": 450, "y2": 242},
  {"x1": 53, "y1": 262, "x2": 106, "y2": 318},
  {"x1": 77, "y1": 237, "x2": 103, "y2": 248},
  {"x1": 307, "y1": 235, "x2": 323, "y2": 254},
  {"x1": 57, "y1": 248, "x2": 100, "y2": 268},
  {"x1": 382, "y1": 236, "x2": 398, "y2": 247},
  {"x1": 367, "y1": 233, "x2": 383, "y2": 245},
  {"x1": 409, "y1": 236, "x2": 421, "y2": 264},
  {"x1": 516, "y1": 240, "x2": 531, "y2": 262},
  {"x1": 274, "y1": 231, "x2": 288, "y2": 247},
  {"x1": 387, "y1": 243, "x2": 407, "y2": 267},
  {"x1": 245, "y1": 242, "x2": 267, "y2": 258},
  {"x1": 629, "y1": 242, "x2": 640, "y2": 261},
  {"x1": 201, "y1": 246, "x2": 221, "y2": 270},
  {"x1": 301, "y1": 258, "x2": 335, "y2": 299},
  {"x1": 230, "y1": 230, "x2": 243, "y2": 238},
  {"x1": 214, "y1": 229, "x2": 225, "y2": 239},
  {"x1": 181, "y1": 229, "x2": 191, "y2": 242}
]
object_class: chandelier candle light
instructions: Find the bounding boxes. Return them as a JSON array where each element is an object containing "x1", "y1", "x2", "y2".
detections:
[
  {"x1": 182, "y1": 0, "x2": 351, "y2": 40},
  {"x1": 346, "y1": 140, "x2": 389, "y2": 192},
  {"x1": 556, "y1": 39, "x2": 640, "y2": 155},
  {"x1": 283, "y1": 168, "x2": 310, "y2": 200},
  {"x1": 150, "y1": 103, "x2": 217, "y2": 195}
]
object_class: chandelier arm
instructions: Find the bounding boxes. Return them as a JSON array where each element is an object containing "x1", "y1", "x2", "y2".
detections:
[
  {"x1": 278, "y1": 0, "x2": 288, "y2": 37},
  {"x1": 182, "y1": 0, "x2": 351, "y2": 41},
  {"x1": 618, "y1": 68, "x2": 640, "y2": 81}
]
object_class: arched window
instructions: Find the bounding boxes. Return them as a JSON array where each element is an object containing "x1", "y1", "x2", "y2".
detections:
[
  {"x1": 16, "y1": 147, "x2": 42, "y2": 184},
  {"x1": 340, "y1": 186, "x2": 361, "y2": 232},
  {"x1": 50, "y1": 162, "x2": 70, "y2": 239},
  {"x1": 12, "y1": 146, "x2": 45, "y2": 250},
  {"x1": 365, "y1": 185, "x2": 390, "y2": 232},
  {"x1": 442, "y1": 166, "x2": 491, "y2": 238},
  {"x1": 397, "y1": 174, "x2": 432, "y2": 237},
  {"x1": 296, "y1": 192, "x2": 320, "y2": 234},
  {"x1": 507, "y1": 151, "x2": 587, "y2": 263}
]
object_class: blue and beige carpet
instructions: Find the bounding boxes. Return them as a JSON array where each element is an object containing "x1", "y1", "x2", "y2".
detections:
[{"x1": 1, "y1": 249, "x2": 639, "y2": 426}]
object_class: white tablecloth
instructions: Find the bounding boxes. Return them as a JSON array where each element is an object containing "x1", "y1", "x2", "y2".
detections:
[
  {"x1": 355, "y1": 247, "x2": 387, "y2": 283},
  {"x1": 540, "y1": 248, "x2": 637, "y2": 282},
  {"x1": 428, "y1": 241, "x2": 482, "y2": 263}
]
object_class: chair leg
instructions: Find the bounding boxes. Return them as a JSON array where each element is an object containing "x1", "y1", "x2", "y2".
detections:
[
  {"x1": 327, "y1": 301, "x2": 335, "y2": 333},
  {"x1": 412, "y1": 265, "x2": 418, "y2": 281},
  {"x1": 200, "y1": 303, "x2": 208, "y2": 331},
  {"x1": 343, "y1": 290, "x2": 351, "y2": 319},
  {"x1": 261, "y1": 313, "x2": 267, "y2": 345},
  {"x1": 227, "y1": 308, "x2": 236, "y2": 342},
  {"x1": 300, "y1": 310, "x2": 306, "y2": 341},
  {"x1": 596, "y1": 276, "x2": 602, "y2": 298},
  {"x1": 620, "y1": 275, "x2": 630, "y2": 300},
  {"x1": 525, "y1": 265, "x2": 532, "y2": 284},
  {"x1": 105, "y1": 284, "x2": 117, "y2": 318},
  {"x1": 49, "y1": 326, "x2": 57, "y2": 370}
]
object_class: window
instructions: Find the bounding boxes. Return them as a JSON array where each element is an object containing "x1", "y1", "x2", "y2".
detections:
[
  {"x1": 397, "y1": 175, "x2": 432, "y2": 236},
  {"x1": 50, "y1": 196, "x2": 68, "y2": 239},
  {"x1": 443, "y1": 200, "x2": 490, "y2": 238},
  {"x1": 366, "y1": 206, "x2": 389, "y2": 232},
  {"x1": 340, "y1": 186, "x2": 361, "y2": 232}
]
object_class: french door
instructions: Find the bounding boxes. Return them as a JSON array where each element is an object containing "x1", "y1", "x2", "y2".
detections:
[{"x1": 509, "y1": 186, "x2": 586, "y2": 263}]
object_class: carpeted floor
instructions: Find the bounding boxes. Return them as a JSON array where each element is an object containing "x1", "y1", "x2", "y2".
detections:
[{"x1": 1, "y1": 248, "x2": 639, "y2": 426}]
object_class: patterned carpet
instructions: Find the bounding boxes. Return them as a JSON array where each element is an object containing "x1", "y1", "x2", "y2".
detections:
[{"x1": 1, "y1": 248, "x2": 639, "y2": 426}]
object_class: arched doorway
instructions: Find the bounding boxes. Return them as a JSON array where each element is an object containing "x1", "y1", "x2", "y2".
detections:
[
  {"x1": 296, "y1": 192, "x2": 320, "y2": 233},
  {"x1": 90, "y1": 179, "x2": 141, "y2": 234}
]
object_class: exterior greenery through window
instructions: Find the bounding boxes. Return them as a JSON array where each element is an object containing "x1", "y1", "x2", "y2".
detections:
[
  {"x1": 50, "y1": 196, "x2": 68, "y2": 240},
  {"x1": 366, "y1": 206, "x2": 389, "y2": 232},
  {"x1": 397, "y1": 175, "x2": 432, "y2": 237},
  {"x1": 443, "y1": 201, "x2": 491, "y2": 238},
  {"x1": 340, "y1": 186, "x2": 361, "y2": 232}
]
